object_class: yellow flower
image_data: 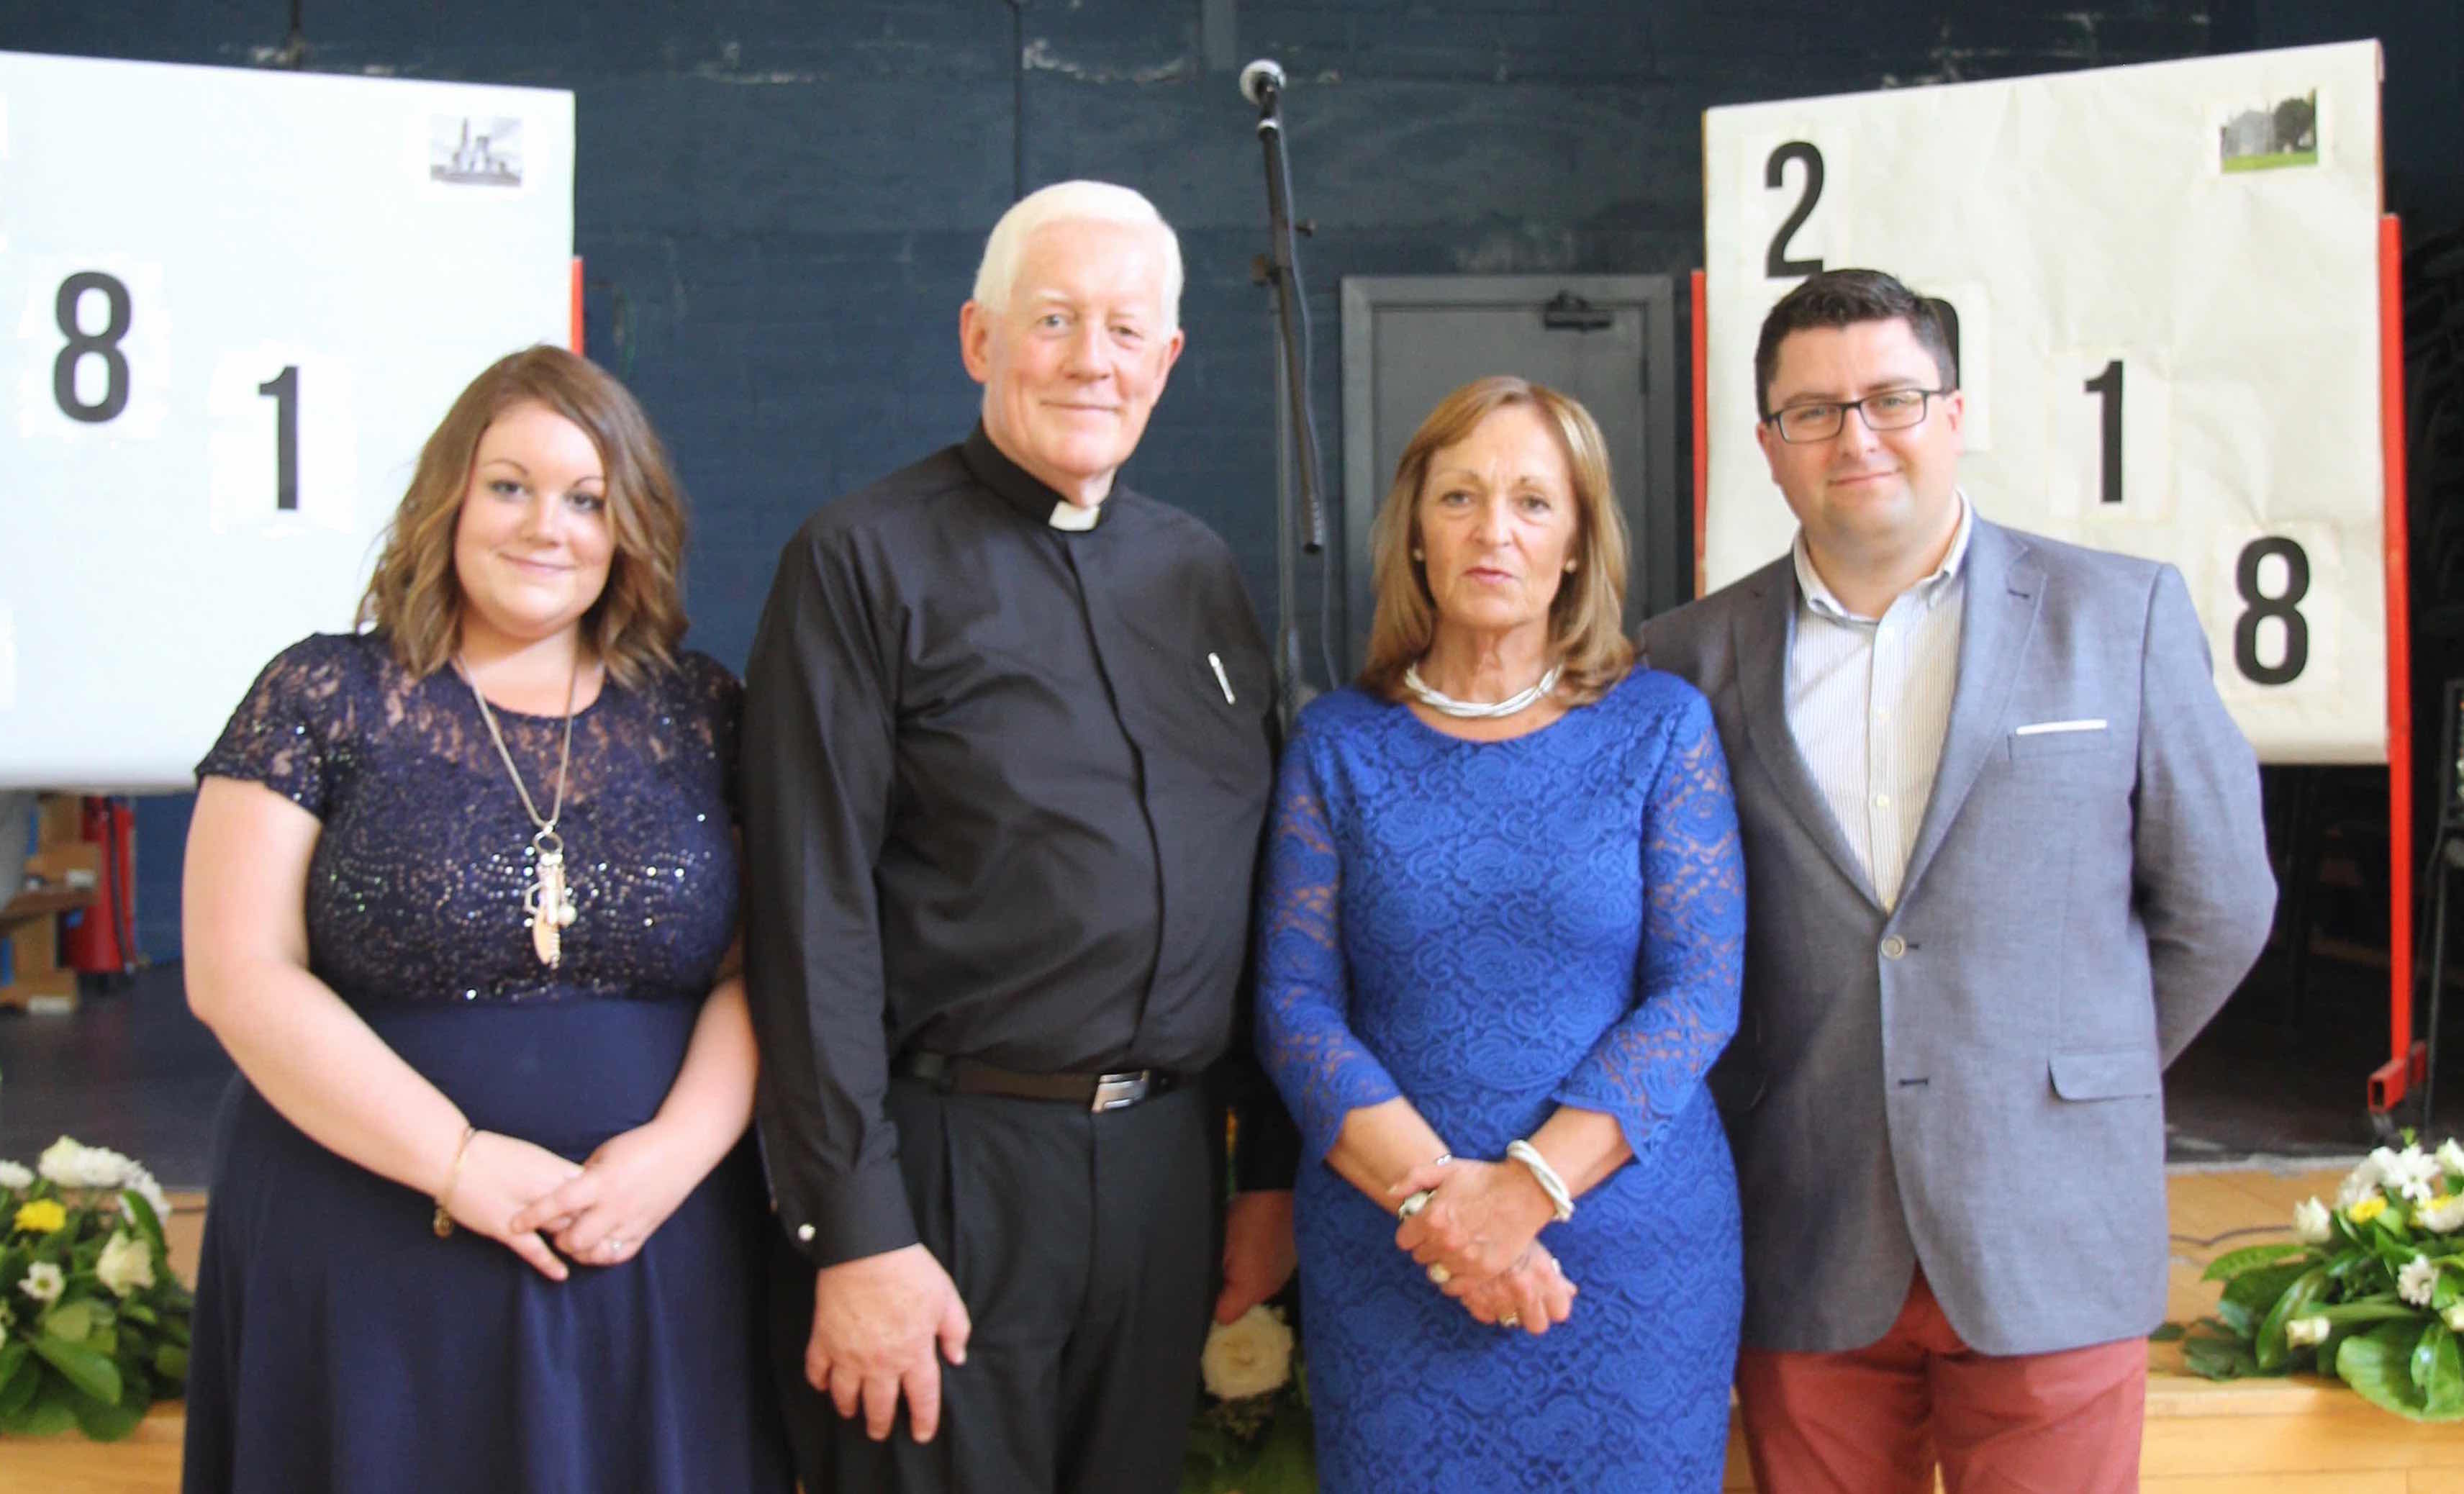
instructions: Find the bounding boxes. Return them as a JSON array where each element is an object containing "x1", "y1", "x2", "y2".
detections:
[
  {"x1": 2347, "y1": 1195, "x2": 2389, "y2": 1225},
  {"x1": 12, "y1": 1199, "x2": 66, "y2": 1235}
]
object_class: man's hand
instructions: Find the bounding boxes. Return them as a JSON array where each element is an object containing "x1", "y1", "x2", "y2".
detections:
[
  {"x1": 1214, "y1": 1189, "x2": 1297, "y2": 1323},
  {"x1": 805, "y1": 1244, "x2": 972, "y2": 1443}
]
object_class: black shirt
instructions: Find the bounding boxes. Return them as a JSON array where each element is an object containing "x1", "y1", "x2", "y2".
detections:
[{"x1": 743, "y1": 427, "x2": 1300, "y2": 1266}]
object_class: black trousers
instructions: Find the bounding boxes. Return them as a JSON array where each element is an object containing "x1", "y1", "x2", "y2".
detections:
[{"x1": 770, "y1": 1077, "x2": 1216, "y2": 1494}]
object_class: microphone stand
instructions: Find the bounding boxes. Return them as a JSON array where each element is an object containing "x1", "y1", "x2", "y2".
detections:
[{"x1": 1242, "y1": 59, "x2": 1333, "y2": 730}]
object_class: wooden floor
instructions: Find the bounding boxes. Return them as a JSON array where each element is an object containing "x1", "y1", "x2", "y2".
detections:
[{"x1": 11, "y1": 1169, "x2": 2463, "y2": 1493}]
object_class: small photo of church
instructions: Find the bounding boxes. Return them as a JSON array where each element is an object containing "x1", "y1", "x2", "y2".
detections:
[
  {"x1": 428, "y1": 114, "x2": 524, "y2": 187},
  {"x1": 2219, "y1": 89, "x2": 2319, "y2": 171}
]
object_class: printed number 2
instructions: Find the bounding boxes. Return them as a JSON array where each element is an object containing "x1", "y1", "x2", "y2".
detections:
[
  {"x1": 1765, "y1": 142, "x2": 1824, "y2": 278},
  {"x1": 53, "y1": 271, "x2": 132, "y2": 423},
  {"x1": 2234, "y1": 537, "x2": 2309, "y2": 686}
]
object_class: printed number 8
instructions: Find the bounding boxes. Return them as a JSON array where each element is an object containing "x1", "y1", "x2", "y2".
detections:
[
  {"x1": 2234, "y1": 537, "x2": 2309, "y2": 686},
  {"x1": 54, "y1": 271, "x2": 132, "y2": 423}
]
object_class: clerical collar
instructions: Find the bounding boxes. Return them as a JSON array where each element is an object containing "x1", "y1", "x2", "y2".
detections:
[{"x1": 959, "y1": 425, "x2": 1108, "y2": 533}]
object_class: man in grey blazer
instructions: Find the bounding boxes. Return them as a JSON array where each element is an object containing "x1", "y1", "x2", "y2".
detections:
[{"x1": 1642, "y1": 269, "x2": 2275, "y2": 1494}]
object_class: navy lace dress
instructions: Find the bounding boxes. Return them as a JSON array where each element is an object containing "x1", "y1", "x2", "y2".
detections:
[
  {"x1": 182, "y1": 632, "x2": 790, "y2": 1494},
  {"x1": 1256, "y1": 669, "x2": 1746, "y2": 1493}
]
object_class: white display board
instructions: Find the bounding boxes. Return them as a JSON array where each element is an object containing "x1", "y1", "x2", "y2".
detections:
[
  {"x1": 0, "y1": 52, "x2": 574, "y2": 789},
  {"x1": 1704, "y1": 42, "x2": 2385, "y2": 763}
]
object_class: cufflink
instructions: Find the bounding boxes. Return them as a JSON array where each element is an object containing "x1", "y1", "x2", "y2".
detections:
[{"x1": 796, "y1": 1223, "x2": 815, "y2": 1244}]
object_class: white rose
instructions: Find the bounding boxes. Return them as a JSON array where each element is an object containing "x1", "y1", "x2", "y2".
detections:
[
  {"x1": 95, "y1": 1231, "x2": 155, "y2": 1298},
  {"x1": 1200, "y1": 1304, "x2": 1295, "y2": 1401},
  {"x1": 2420, "y1": 1192, "x2": 2464, "y2": 1235},
  {"x1": 18, "y1": 1262, "x2": 64, "y2": 1306},
  {"x1": 72, "y1": 1146, "x2": 135, "y2": 1190},
  {"x1": 2284, "y1": 1315, "x2": 2332, "y2": 1349},
  {"x1": 2439, "y1": 1139, "x2": 2464, "y2": 1180},
  {"x1": 2397, "y1": 1255, "x2": 2440, "y2": 1308},
  {"x1": 2337, "y1": 1154, "x2": 2388, "y2": 1209},
  {"x1": 2292, "y1": 1197, "x2": 2332, "y2": 1244},
  {"x1": 0, "y1": 1162, "x2": 30, "y2": 1191},
  {"x1": 35, "y1": 1137, "x2": 89, "y2": 1188}
]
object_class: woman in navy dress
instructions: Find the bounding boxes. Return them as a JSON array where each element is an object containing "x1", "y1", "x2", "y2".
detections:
[
  {"x1": 181, "y1": 348, "x2": 790, "y2": 1493},
  {"x1": 1256, "y1": 376, "x2": 1745, "y2": 1492}
]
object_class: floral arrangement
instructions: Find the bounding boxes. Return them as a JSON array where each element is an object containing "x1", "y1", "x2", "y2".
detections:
[
  {"x1": 1182, "y1": 1301, "x2": 1314, "y2": 1493},
  {"x1": 0, "y1": 1136, "x2": 191, "y2": 1440},
  {"x1": 2178, "y1": 1136, "x2": 2464, "y2": 1420}
]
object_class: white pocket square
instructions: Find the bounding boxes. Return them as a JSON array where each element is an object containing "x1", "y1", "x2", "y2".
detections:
[{"x1": 2014, "y1": 718, "x2": 2109, "y2": 736}]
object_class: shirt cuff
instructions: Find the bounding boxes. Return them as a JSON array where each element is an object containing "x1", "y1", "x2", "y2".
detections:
[{"x1": 774, "y1": 1156, "x2": 920, "y2": 1268}]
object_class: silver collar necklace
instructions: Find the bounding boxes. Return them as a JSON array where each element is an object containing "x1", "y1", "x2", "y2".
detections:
[{"x1": 1402, "y1": 660, "x2": 1562, "y2": 719}]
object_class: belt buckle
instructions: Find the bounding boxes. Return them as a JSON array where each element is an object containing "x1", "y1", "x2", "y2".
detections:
[{"x1": 1089, "y1": 1072, "x2": 1147, "y2": 1113}]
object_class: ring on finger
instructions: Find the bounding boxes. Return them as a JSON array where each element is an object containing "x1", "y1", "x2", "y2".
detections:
[
  {"x1": 604, "y1": 1237, "x2": 628, "y2": 1257},
  {"x1": 1499, "y1": 1312, "x2": 1520, "y2": 1328},
  {"x1": 1426, "y1": 1264, "x2": 1451, "y2": 1286}
]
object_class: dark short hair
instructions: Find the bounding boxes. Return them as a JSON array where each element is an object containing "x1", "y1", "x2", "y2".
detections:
[{"x1": 1752, "y1": 269, "x2": 1957, "y2": 418}]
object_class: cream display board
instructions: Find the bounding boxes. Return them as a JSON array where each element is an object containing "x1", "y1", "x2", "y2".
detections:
[
  {"x1": 1703, "y1": 42, "x2": 2386, "y2": 764},
  {"x1": 0, "y1": 51, "x2": 573, "y2": 788}
]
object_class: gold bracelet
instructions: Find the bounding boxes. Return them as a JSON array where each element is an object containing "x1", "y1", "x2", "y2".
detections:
[{"x1": 432, "y1": 1124, "x2": 479, "y2": 1239}]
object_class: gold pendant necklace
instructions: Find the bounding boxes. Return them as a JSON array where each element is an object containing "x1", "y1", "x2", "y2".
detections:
[{"x1": 458, "y1": 653, "x2": 581, "y2": 968}]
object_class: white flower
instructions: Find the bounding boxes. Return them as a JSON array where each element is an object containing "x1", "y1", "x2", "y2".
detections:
[
  {"x1": 2293, "y1": 1197, "x2": 2333, "y2": 1244},
  {"x1": 2284, "y1": 1314, "x2": 2332, "y2": 1349},
  {"x1": 18, "y1": 1262, "x2": 64, "y2": 1306},
  {"x1": 2398, "y1": 1255, "x2": 2440, "y2": 1308},
  {"x1": 1199, "y1": 1304, "x2": 1295, "y2": 1401},
  {"x1": 36, "y1": 1136, "x2": 89, "y2": 1187},
  {"x1": 2447, "y1": 1303, "x2": 2464, "y2": 1334},
  {"x1": 118, "y1": 1167, "x2": 170, "y2": 1228},
  {"x1": 2440, "y1": 1138, "x2": 2464, "y2": 1180},
  {"x1": 0, "y1": 1162, "x2": 30, "y2": 1191},
  {"x1": 2337, "y1": 1153, "x2": 2389, "y2": 1209},
  {"x1": 95, "y1": 1232, "x2": 155, "y2": 1298},
  {"x1": 2383, "y1": 1146, "x2": 2443, "y2": 1204},
  {"x1": 2421, "y1": 1192, "x2": 2464, "y2": 1235}
]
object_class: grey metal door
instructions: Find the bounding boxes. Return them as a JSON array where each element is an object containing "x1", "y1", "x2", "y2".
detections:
[{"x1": 1339, "y1": 275, "x2": 1679, "y2": 674}]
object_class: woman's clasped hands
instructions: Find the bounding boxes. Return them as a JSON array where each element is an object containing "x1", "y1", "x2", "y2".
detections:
[
  {"x1": 1388, "y1": 1156, "x2": 1577, "y2": 1336},
  {"x1": 443, "y1": 1121, "x2": 712, "y2": 1280}
]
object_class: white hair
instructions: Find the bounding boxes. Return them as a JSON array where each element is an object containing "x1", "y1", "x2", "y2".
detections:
[{"x1": 970, "y1": 179, "x2": 1183, "y2": 331}]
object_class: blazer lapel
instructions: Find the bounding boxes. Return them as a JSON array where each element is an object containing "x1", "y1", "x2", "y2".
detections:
[
  {"x1": 1731, "y1": 560, "x2": 1883, "y2": 912},
  {"x1": 1898, "y1": 518, "x2": 2043, "y2": 902}
]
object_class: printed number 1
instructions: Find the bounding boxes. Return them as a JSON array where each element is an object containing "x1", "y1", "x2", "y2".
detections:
[
  {"x1": 258, "y1": 367, "x2": 300, "y2": 512},
  {"x1": 2083, "y1": 361, "x2": 2124, "y2": 506}
]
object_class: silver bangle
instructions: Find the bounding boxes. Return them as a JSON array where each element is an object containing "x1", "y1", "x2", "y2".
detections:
[
  {"x1": 1505, "y1": 1139, "x2": 1575, "y2": 1224},
  {"x1": 1395, "y1": 1152, "x2": 1454, "y2": 1221}
]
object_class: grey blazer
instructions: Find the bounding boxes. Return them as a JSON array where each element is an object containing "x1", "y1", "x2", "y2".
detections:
[{"x1": 1641, "y1": 517, "x2": 2275, "y2": 1357}]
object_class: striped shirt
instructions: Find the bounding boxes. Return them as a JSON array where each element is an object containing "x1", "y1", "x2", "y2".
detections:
[{"x1": 1784, "y1": 497, "x2": 1973, "y2": 912}]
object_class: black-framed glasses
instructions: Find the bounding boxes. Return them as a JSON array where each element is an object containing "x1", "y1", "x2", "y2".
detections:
[{"x1": 1764, "y1": 387, "x2": 1952, "y2": 444}]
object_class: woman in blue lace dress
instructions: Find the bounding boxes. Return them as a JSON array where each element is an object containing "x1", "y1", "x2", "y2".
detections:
[
  {"x1": 181, "y1": 348, "x2": 790, "y2": 1493},
  {"x1": 1256, "y1": 376, "x2": 1745, "y2": 1492}
]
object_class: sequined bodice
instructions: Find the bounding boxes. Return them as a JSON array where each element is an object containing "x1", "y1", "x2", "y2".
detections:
[{"x1": 197, "y1": 633, "x2": 740, "y2": 1007}]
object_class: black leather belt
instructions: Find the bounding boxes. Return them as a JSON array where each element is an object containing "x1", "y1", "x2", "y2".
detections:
[{"x1": 894, "y1": 1052, "x2": 1177, "y2": 1113}]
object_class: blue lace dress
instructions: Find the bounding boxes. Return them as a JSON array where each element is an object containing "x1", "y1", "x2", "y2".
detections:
[
  {"x1": 1256, "y1": 669, "x2": 1746, "y2": 1493},
  {"x1": 181, "y1": 633, "x2": 791, "y2": 1494}
]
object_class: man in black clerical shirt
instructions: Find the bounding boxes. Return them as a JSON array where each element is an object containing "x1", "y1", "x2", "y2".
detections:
[{"x1": 741, "y1": 180, "x2": 1300, "y2": 1494}]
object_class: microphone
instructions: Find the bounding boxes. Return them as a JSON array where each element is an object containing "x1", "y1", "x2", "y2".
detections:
[{"x1": 1240, "y1": 58, "x2": 1285, "y2": 130}]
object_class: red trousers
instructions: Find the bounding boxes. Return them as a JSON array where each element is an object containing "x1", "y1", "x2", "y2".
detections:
[{"x1": 1734, "y1": 1269, "x2": 2147, "y2": 1494}]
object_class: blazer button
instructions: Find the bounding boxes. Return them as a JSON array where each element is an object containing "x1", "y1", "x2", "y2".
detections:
[
  {"x1": 797, "y1": 1223, "x2": 816, "y2": 1243},
  {"x1": 1880, "y1": 935, "x2": 1908, "y2": 959}
]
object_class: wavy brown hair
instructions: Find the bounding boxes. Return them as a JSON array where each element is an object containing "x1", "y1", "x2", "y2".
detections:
[
  {"x1": 356, "y1": 346, "x2": 689, "y2": 688},
  {"x1": 1360, "y1": 376, "x2": 1634, "y2": 705}
]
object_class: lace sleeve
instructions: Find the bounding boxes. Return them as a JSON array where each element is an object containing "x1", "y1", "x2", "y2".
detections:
[
  {"x1": 193, "y1": 636, "x2": 353, "y2": 818},
  {"x1": 1555, "y1": 691, "x2": 1744, "y2": 1159},
  {"x1": 1254, "y1": 728, "x2": 1403, "y2": 1164}
]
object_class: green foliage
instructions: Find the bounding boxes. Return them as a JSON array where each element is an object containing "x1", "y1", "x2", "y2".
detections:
[
  {"x1": 0, "y1": 1141, "x2": 192, "y2": 1443},
  {"x1": 2175, "y1": 1142, "x2": 2464, "y2": 1423}
]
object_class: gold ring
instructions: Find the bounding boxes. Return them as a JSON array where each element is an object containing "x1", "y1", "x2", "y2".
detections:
[{"x1": 1427, "y1": 1264, "x2": 1451, "y2": 1286}]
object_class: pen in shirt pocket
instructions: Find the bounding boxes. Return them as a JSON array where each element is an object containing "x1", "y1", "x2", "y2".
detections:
[{"x1": 1206, "y1": 651, "x2": 1236, "y2": 704}]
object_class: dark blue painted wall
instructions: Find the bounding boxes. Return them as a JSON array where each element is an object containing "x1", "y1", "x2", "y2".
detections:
[{"x1": 4, "y1": 1, "x2": 2455, "y2": 960}]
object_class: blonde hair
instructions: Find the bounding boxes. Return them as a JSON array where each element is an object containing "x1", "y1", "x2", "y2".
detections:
[
  {"x1": 970, "y1": 179, "x2": 1183, "y2": 330},
  {"x1": 355, "y1": 345, "x2": 689, "y2": 689},
  {"x1": 1359, "y1": 376, "x2": 1634, "y2": 705}
]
